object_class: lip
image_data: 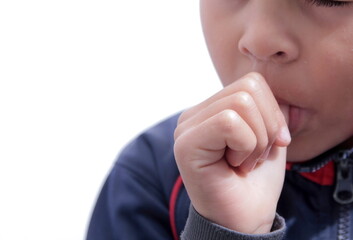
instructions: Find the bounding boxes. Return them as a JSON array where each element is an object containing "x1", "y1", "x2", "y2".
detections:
[
  {"x1": 276, "y1": 97, "x2": 303, "y2": 135},
  {"x1": 288, "y1": 105, "x2": 302, "y2": 134},
  {"x1": 275, "y1": 97, "x2": 292, "y2": 106}
]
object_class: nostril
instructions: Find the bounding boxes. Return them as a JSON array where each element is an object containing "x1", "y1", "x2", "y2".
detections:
[
  {"x1": 240, "y1": 46, "x2": 251, "y2": 56},
  {"x1": 276, "y1": 51, "x2": 286, "y2": 57},
  {"x1": 273, "y1": 51, "x2": 290, "y2": 63}
]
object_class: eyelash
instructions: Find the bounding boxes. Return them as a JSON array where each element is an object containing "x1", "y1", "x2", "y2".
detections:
[{"x1": 306, "y1": 0, "x2": 351, "y2": 7}]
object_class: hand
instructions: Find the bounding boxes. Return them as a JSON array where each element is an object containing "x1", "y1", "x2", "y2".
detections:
[{"x1": 174, "y1": 72, "x2": 291, "y2": 234}]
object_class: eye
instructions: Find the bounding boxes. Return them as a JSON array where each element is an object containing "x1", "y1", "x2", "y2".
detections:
[{"x1": 306, "y1": 0, "x2": 352, "y2": 7}]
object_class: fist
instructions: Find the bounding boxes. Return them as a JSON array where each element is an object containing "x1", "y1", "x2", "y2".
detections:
[{"x1": 174, "y1": 72, "x2": 291, "y2": 234}]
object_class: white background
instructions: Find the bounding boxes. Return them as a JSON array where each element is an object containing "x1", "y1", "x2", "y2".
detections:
[{"x1": 0, "y1": 0, "x2": 221, "y2": 239}]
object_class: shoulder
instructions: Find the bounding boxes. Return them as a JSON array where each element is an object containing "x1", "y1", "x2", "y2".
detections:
[
  {"x1": 139, "y1": 112, "x2": 181, "y2": 155},
  {"x1": 117, "y1": 112, "x2": 180, "y2": 165},
  {"x1": 114, "y1": 112, "x2": 182, "y2": 196}
]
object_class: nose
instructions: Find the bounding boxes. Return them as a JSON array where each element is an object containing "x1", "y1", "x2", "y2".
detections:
[{"x1": 238, "y1": 6, "x2": 299, "y2": 64}]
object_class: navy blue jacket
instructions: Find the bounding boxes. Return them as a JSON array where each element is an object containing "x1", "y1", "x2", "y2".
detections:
[{"x1": 87, "y1": 113, "x2": 353, "y2": 240}]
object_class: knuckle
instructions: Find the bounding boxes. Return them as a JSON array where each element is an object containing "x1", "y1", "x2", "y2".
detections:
[
  {"x1": 175, "y1": 110, "x2": 193, "y2": 139},
  {"x1": 232, "y1": 91, "x2": 255, "y2": 111},
  {"x1": 217, "y1": 110, "x2": 240, "y2": 133},
  {"x1": 244, "y1": 72, "x2": 265, "y2": 93},
  {"x1": 174, "y1": 126, "x2": 182, "y2": 140},
  {"x1": 173, "y1": 136, "x2": 184, "y2": 155},
  {"x1": 247, "y1": 72, "x2": 265, "y2": 82},
  {"x1": 173, "y1": 132, "x2": 191, "y2": 162},
  {"x1": 177, "y1": 110, "x2": 189, "y2": 125}
]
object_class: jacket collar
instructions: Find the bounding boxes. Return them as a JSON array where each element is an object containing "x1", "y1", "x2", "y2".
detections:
[{"x1": 286, "y1": 147, "x2": 353, "y2": 186}]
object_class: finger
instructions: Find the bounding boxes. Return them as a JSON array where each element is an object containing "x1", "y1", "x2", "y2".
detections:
[
  {"x1": 178, "y1": 72, "x2": 285, "y2": 150},
  {"x1": 174, "y1": 110, "x2": 257, "y2": 171},
  {"x1": 242, "y1": 105, "x2": 290, "y2": 172},
  {"x1": 240, "y1": 104, "x2": 290, "y2": 172},
  {"x1": 179, "y1": 73, "x2": 272, "y2": 122},
  {"x1": 273, "y1": 104, "x2": 291, "y2": 147},
  {"x1": 176, "y1": 91, "x2": 268, "y2": 157},
  {"x1": 177, "y1": 74, "x2": 254, "y2": 125}
]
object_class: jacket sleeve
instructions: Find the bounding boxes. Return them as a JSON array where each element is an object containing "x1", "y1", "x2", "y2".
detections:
[
  {"x1": 86, "y1": 135, "x2": 173, "y2": 240},
  {"x1": 181, "y1": 206, "x2": 286, "y2": 240}
]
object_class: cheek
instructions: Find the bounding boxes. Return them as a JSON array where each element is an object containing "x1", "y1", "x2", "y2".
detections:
[
  {"x1": 202, "y1": 24, "x2": 249, "y2": 88},
  {"x1": 312, "y1": 56, "x2": 353, "y2": 132},
  {"x1": 200, "y1": 0, "x2": 248, "y2": 87},
  {"x1": 313, "y1": 59, "x2": 353, "y2": 143},
  {"x1": 300, "y1": 28, "x2": 353, "y2": 145},
  {"x1": 307, "y1": 32, "x2": 353, "y2": 108}
]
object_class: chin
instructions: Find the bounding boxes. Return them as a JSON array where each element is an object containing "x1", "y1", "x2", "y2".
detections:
[
  {"x1": 286, "y1": 136, "x2": 353, "y2": 163},
  {"x1": 286, "y1": 141, "x2": 327, "y2": 163}
]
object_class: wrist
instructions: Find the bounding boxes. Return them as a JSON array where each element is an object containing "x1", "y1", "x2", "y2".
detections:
[
  {"x1": 194, "y1": 204, "x2": 276, "y2": 234},
  {"x1": 182, "y1": 205, "x2": 286, "y2": 240}
]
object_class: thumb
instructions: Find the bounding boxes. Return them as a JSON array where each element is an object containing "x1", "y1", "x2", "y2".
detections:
[{"x1": 274, "y1": 104, "x2": 291, "y2": 147}]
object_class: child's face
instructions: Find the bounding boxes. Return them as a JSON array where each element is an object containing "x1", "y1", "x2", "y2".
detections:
[{"x1": 200, "y1": 0, "x2": 353, "y2": 162}]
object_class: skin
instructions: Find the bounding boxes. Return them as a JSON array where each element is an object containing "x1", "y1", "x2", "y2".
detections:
[{"x1": 174, "y1": 0, "x2": 353, "y2": 235}]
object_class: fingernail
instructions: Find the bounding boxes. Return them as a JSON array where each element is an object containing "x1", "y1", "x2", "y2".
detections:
[{"x1": 279, "y1": 127, "x2": 291, "y2": 143}]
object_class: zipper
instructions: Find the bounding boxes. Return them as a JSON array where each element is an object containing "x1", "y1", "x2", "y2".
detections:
[
  {"x1": 333, "y1": 151, "x2": 353, "y2": 205},
  {"x1": 337, "y1": 203, "x2": 351, "y2": 240},
  {"x1": 333, "y1": 150, "x2": 353, "y2": 240},
  {"x1": 289, "y1": 147, "x2": 353, "y2": 240}
]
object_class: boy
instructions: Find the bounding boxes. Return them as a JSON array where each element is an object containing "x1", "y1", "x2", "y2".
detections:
[{"x1": 87, "y1": 0, "x2": 353, "y2": 239}]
